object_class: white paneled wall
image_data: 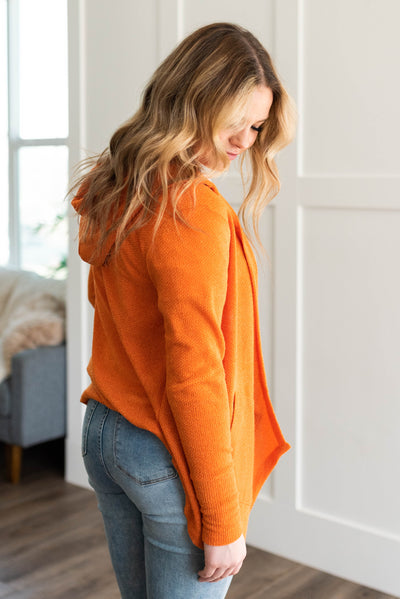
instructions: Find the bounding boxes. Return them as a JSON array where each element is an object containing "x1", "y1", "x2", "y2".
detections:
[
  {"x1": 300, "y1": 206, "x2": 400, "y2": 538},
  {"x1": 182, "y1": 0, "x2": 274, "y2": 46},
  {"x1": 248, "y1": 1, "x2": 400, "y2": 595},
  {"x1": 301, "y1": 0, "x2": 400, "y2": 176},
  {"x1": 67, "y1": 1, "x2": 400, "y2": 594}
]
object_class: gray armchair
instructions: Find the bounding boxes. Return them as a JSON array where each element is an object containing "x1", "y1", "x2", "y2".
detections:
[{"x1": 0, "y1": 343, "x2": 66, "y2": 483}]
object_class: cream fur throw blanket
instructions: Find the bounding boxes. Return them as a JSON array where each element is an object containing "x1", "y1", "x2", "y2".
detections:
[{"x1": 0, "y1": 267, "x2": 66, "y2": 384}]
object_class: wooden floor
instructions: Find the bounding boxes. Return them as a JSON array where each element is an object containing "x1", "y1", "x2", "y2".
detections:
[{"x1": 0, "y1": 442, "x2": 396, "y2": 599}]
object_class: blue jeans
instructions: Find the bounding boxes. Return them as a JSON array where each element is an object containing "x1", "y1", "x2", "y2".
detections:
[{"x1": 82, "y1": 399, "x2": 232, "y2": 599}]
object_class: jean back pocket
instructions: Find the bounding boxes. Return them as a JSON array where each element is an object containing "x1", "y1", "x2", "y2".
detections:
[{"x1": 113, "y1": 414, "x2": 178, "y2": 485}]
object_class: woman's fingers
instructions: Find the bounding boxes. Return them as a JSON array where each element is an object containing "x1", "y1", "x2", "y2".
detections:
[
  {"x1": 197, "y1": 566, "x2": 226, "y2": 582},
  {"x1": 197, "y1": 534, "x2": 246, "y2": 582},
  {"x1": 198, "y1": 562, "x2": 244, "y2": 583}
]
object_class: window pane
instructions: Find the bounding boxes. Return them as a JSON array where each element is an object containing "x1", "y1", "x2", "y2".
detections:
[
  {"x1": 0, "y1": 0, "x2": 8, "y2": 264},
  {"x1": 19, "y1": 146, "x2": 68, "y2": 277},
  {"x1": 19, "y1": 0, "x2": 68, "y2": 139}
]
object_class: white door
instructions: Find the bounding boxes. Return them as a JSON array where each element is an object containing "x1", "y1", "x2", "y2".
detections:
[
  {"x1": 246, "y1": 2, "x2": 400, "y2": 597},
  {"x1": 67, "y1": 1, "x2": 400, "y2": 595}
]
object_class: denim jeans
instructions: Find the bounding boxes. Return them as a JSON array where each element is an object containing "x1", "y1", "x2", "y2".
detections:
[{"x1": 82, "y1": 399, "x2": 232, "y2": 599}]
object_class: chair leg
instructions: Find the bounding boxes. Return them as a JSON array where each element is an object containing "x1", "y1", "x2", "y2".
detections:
[{"x1": 5, "y1": 444, "x2": 23, "y2": 484}]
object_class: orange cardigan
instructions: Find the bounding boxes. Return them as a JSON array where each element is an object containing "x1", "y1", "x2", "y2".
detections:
[{"x1": 72, "y1": 179, "x2": 290, "y2": 548}]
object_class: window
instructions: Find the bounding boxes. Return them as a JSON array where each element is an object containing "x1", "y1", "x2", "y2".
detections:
[{"x1": 1, "y1": 0, "x2": 68, "y2": 277}]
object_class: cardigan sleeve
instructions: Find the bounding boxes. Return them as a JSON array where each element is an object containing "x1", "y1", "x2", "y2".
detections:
[{"x1": 146, "y1": 189, "x2": 243, "y2": 545}]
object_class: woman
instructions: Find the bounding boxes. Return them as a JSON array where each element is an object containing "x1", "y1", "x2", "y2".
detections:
[{"x1": 72, "y1": 22, "x2": 295, "y2": 599}]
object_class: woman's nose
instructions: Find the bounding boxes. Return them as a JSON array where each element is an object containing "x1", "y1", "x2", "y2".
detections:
[{"x1": 230, "y1": 128, "x2": 254, "y2": 150}]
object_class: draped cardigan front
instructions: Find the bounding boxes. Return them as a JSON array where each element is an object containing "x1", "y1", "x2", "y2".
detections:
[{"x1": 72, "y1": 178, "x2": 290, "y2": 548}]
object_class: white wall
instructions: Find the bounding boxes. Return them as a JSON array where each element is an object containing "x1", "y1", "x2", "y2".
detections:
[{"x1": 247, "y1": 2, "x2": 400, "y2": 595}]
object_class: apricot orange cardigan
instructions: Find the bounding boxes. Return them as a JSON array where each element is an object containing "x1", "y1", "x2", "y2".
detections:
[{"x1": 72, "y1": 179, "x2": 290, "y2": 548}]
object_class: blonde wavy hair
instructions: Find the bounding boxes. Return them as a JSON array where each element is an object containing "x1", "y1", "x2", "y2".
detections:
[{"x1": 71, "y1": 22, "x2": 296, "y2": 254}]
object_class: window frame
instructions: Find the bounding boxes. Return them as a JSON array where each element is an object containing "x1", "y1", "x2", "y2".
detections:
[{"x1": 6, "y1": 0, "x2": 69, "y2": 268}]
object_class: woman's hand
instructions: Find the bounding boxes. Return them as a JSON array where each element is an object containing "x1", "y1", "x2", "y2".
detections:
[{"x1": 197, "y1": 534, "x2": 247, "y2": 583}]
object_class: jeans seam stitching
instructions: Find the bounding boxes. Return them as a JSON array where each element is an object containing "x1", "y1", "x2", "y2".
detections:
[
  {"x1": 98, "y1": 407, "x2": 115, "y2": 483},
  {"x1": 82, "y1": 400, "x2": 97, "y2": 457}
]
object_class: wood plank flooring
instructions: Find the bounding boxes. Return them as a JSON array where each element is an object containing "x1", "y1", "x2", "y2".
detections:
[{"x1": 0, "y1": 442, "x2": 397, "y2": 599}]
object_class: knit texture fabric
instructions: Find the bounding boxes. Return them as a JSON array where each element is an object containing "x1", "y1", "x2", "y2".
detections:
[{"x1": 72, "y1": 179, "x2": 290, "y2": 548}]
